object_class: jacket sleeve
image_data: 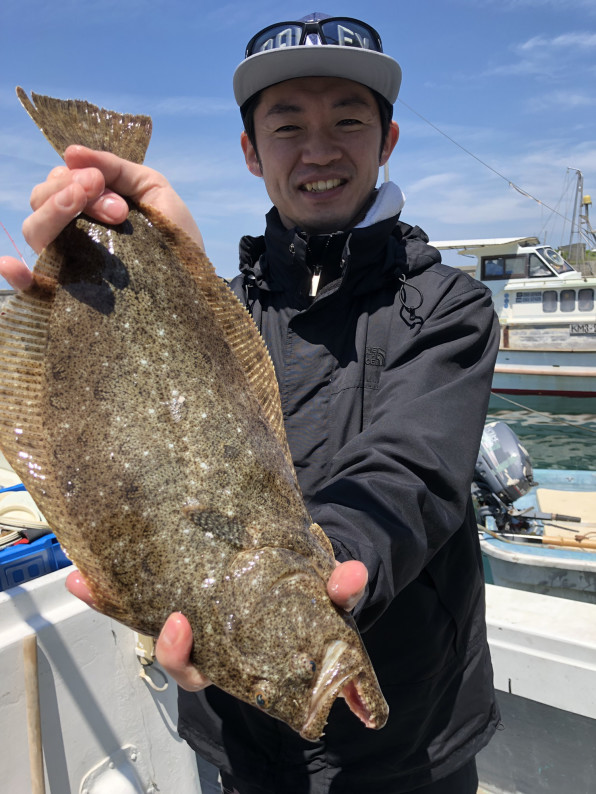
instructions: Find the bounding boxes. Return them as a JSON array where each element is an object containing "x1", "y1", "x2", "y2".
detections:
[{"x1": 306, "y1": 270, "x2": 500, "y2": 631}]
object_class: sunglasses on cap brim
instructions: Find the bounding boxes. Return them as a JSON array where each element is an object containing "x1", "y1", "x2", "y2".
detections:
[{"x1": 245, "y1": 17, "x2": 384, "y2": 58}]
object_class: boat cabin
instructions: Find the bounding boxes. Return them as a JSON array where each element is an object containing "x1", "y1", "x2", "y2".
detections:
[{"x1": 432, "y1": 238, "x2": 596, "y2": 346}]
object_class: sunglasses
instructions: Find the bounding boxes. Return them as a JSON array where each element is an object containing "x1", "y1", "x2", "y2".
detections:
[{"x1": 245, "y1": 17, "x2": 384, "y2": 58}]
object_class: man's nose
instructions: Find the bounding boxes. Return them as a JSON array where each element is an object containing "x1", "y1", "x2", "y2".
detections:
[{"x1": 300, "y1": 132, "x2": 341, "y2": 165}]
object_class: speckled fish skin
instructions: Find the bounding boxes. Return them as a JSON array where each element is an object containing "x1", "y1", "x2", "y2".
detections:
[{"x1": 0, "y1": 89, "x2": 389, "y2": 740}]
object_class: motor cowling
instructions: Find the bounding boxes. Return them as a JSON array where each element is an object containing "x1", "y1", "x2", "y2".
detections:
[{"x1": 474, "y1": 421, "x2": 535, "y2": 506}]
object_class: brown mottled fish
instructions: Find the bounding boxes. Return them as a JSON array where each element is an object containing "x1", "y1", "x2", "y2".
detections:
[{"x1": 0, "y1": 89, "x2": 388, "y2": 740}]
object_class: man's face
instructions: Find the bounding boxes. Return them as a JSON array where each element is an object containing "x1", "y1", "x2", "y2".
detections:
[{"x1": 241, "y1": 77, "x2": 398, "y2": 234}]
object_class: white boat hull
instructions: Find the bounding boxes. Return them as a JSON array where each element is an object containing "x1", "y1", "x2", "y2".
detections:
[{"x1": 481, "y1": 537, "x2": 596, "y2": 604}]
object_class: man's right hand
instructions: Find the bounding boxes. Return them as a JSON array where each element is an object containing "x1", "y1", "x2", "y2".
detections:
[
  {"x1": 0, "y1": 144, "x2": 204, "y2": 290},
  {"x1": 156, "y1": 612, "x2": 212, "y2": 692}
]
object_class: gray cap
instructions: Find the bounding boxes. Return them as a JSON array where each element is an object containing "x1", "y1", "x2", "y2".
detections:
[{"x1": 233, "y1": 13, "x2": 402, "y2": 107}]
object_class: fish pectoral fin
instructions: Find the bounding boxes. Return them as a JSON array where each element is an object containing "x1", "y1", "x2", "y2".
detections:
[
  {"x1": 308, "y1": 522, "x2": 335, "y2": 559},
  {"x1": 182, "y1": 505, "x2": 253, "y2": 548}
]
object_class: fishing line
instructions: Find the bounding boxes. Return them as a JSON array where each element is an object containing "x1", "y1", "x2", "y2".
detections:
[{"x1": 0, "y1": 219, "x2": 28, "y2": 266}]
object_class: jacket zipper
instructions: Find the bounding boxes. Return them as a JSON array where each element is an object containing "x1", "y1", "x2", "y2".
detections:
[{"x1": 310, "y1": 265, "x2": 322, "y2": 297}]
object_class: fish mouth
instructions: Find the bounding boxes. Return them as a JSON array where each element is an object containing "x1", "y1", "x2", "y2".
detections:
[
  {"x1": 300, "y1": 178, "x2": 346, "y2": 194},
  {"x1": 300, "y1": 640, "x2": 383, "y2": 740}
]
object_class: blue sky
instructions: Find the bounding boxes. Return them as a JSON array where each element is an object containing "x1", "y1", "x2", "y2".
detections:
[{"x1": 1, "y1": 0, "x2": 595, "y2": 286}]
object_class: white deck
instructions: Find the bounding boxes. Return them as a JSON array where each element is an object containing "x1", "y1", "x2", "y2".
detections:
[
  {"x1": 0, "y1": 567, "x2": 201, "y2": 794},
  {"x1": 1, "y1": 570, "x2": 595, "y2": 792}
]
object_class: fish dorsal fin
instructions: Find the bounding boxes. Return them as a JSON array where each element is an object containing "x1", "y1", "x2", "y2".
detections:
[
  {"x1": 141, "y1": 203, "x2": 292, "y2": 463},
  {"x1": 16, "y1": 87, "x2": 152, "y2": 164},
  {"x1": 0, "y1": 263, "x2": 58, "y2": 516}
]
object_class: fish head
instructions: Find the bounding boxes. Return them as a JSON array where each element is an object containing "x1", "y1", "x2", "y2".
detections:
[{"x1": 227, "y1": 572, "x2": 388, "y2": 741}]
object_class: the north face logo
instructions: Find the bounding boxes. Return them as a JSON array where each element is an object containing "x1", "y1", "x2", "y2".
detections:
[{"x1": 365, "y1": 347, "x2": 386, "y2": 366}]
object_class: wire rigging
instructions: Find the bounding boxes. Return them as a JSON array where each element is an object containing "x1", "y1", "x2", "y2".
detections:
[{"x1": 397, "y1": 98, "x2": 587, "y2": 237}]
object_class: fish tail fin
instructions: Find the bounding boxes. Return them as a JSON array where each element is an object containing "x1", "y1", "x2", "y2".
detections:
[{"x1": 16, "y1": 87, "x2": 152, "y2": 164}]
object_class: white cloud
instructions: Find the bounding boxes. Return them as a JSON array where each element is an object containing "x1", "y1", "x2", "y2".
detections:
[
  {"x1": 483, "y1": 29, "x2": 596, "y2": 80},
  {"x1": 519, "y1": 32, "x2": 596, "y2": 51},
  {"x1": 527, "y1": 90, "x2": 596, "y2": 112}
]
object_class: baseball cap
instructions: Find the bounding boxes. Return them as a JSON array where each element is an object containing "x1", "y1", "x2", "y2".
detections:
[{"x1": 233, "y1": 13, "x2": 402, "y2": 107}]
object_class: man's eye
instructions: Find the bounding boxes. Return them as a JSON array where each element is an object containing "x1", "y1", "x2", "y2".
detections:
[
  {"x1": 338, "y1": 118, "x2": 363, "y2": 127},
  {"x1": 275, "y1": 125, "x2": 299, "y2": 133}
]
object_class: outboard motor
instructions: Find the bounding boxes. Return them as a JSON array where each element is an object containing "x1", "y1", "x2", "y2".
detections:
[{"x1": 473, "y1": 421, "x2": 536, "y2": 532}]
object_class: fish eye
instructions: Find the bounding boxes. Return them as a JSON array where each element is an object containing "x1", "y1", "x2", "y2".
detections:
[{"x1": 253, "y1": 680, "x2": 277, "y2": 711}]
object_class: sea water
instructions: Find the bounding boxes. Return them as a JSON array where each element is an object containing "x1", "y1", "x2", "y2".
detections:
[{"x1": 487, "y1": 394, "x2": 596, "y2": 471}]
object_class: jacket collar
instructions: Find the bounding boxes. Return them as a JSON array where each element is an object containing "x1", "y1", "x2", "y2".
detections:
[{"x1": 238, "y1": 193, "x2": 439, "y2": 298}]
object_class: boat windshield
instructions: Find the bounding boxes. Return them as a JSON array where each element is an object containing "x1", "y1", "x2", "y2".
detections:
[{"x1": 537, "y1": 247, "x2": 575, "y2": 274}]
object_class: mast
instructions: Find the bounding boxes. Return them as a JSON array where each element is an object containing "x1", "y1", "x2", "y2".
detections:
[{"x1": 566, "y1": 168, "x2": 596, "y2": 276}]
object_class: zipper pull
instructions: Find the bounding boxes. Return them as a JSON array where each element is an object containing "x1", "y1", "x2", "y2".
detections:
[{"x1": 310, "y1": 265, "x2": 322, "y2": 297}]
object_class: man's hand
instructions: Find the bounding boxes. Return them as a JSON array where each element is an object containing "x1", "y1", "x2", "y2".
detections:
[
  {"x1": 0, "y1": 145, "x2": 204, "y2": 290},
  {"x1": 327, "y1": 559, "x2": 368, "y2": 611},
  {"x1": 65, "y1": 558, "x2": 368, "y2": 693},
  {"x1": 65, "y1": 570, "x2": 211, "y2": 691},
  {"x1": 156, "y1": 612, "x2": 212, "y2": 692}
]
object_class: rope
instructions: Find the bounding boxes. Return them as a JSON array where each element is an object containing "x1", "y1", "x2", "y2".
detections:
[
  {"x1": 397, "y1": 99, "x2": 583, "y2": 232},
  {"x1": 490, "y1": 392, "x2": 596, "y2": 435}
]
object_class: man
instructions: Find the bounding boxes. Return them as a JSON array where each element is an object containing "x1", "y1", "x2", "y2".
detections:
[{"x1": 0, "y1": 13, "x2": 500, "y2": 793}]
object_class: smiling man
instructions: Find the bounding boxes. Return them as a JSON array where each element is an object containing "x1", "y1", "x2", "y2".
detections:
[
  {"x1": 240, "y1": 76, "x2": 398, "y2": 234},
  {"x1": 176, "y1": 14, "x2": 500, "y2": 794},
  {"x1": 0, "y1": 12, "x2": 501, "y2": 794}
]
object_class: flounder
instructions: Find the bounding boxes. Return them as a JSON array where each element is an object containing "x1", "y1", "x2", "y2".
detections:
[{"x1": 0, "y1": 89, "x2": 389, "y2": 740}]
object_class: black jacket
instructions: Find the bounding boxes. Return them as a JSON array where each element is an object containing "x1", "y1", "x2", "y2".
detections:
[{"x1": 178, "y1": 206, "x2": 501, "y2": 792}]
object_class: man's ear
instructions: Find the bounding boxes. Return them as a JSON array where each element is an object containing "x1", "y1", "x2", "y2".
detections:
[
  {"x1": 380, "y1": 121, "x2": 399, "y2": 166},
  {"x1": 241, "y1": 131, "x2": 262, "y2": 177}
]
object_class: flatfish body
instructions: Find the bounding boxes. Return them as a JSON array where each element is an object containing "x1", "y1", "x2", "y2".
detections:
[{"x1": 0, "y1": 90, "x2": 388, "y2": 740}]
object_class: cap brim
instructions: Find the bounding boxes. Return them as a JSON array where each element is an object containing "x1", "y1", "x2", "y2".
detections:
[{"x1": 233, "y1": 46, "x2": 402, "y2": 107}]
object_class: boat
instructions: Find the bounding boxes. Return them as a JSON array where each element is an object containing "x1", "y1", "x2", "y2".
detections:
[
  {"x1": 473, "y1": 421, "x2": 596, "y2": 604},
  {"x1": 473, "y1": 422, "x2": 596, "y2": 792},
  {"x1": 433, "y1": 236, "x2": 596, "y2": 398},
  {"x1": 476, "y1": 583, "x2": 596, "y2": 794}
]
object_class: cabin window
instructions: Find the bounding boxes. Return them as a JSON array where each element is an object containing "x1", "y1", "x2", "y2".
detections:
[
  {"x1": 560, "y1": 289, "x2": 576, "y2": 312},
  {"x1": 528, "y1": 254, "x2": 552, "y2": 278},
  {"x1": 540, "y1": 247, "x2": 574, "y2": 274},
  {"x1": 578, "y1": 288, "x2": 594, "y2": 311},
  {"x1": 481, "y1": 254, "x2": 526, "y2": 280},
  {"x1": 542, "y1": 291, "x2": 558, "y2": 312}
]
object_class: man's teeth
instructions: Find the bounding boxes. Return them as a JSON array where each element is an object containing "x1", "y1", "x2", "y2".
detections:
[{"x1": 303, "y1": 179, "x2": 343, "y2": 193}]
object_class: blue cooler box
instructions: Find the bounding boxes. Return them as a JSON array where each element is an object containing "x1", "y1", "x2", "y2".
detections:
[{"x1": 0, "y1": 533, "x2": 72, "y2": 591}]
